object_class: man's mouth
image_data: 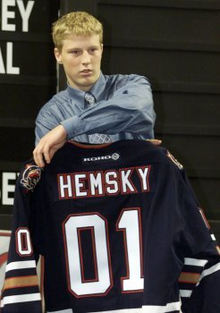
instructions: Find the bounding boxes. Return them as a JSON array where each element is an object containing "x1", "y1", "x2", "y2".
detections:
[
  {"x1": 80, "y1": 69, "x2": 92, "y2": 73},
  {"x1": 80, "y1": 69, "x2": 92, "y2": 74}
]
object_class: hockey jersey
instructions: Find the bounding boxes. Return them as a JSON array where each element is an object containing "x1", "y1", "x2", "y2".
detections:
[{"x1": 1, "y1": 140, "x2": 220, "y2": 313}]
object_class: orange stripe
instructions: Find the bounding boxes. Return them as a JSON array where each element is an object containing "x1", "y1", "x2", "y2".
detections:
[
  {"x1": 3, "y1": 275, "x2": 39, "y2": 290},
  {"x1": 68, "y1": 141, "x2": 112, "y2": 149},
  {"x1": 0, "y1": 253, "x2": 8, "y2": 267},
  {"x1": 178, "y1": 272, "x2": 200, "y2": 284}
]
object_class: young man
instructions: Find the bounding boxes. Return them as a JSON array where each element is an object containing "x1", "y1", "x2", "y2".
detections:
[{"x1": 33, "y1": 11, "x2": 157, "y2": 167}]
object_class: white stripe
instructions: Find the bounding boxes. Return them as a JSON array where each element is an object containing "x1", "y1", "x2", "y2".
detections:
[
  {"x1": 180, "y1": 263, "x2": 220, "y2": 296},
  {"x1": 92, "y1": 302, "x2": 180, "y2": 313},
  {"x1": 1, "y1": 293, "x2": 41, "y2": 307},
  {"x1": 46, "y1": 309, "x2": 73, "y2": 313},
  {"x1": 143, "y1": 302, "x2": 180, "y2": 313},
  {"x1": 179, "y1": 289, "x2": 193, "y2": 298},
  {"x1": 6, "y1": 260, "x2": 36, "y2": 272},
  {"x1": 47, "y1": 302, "x2": 181, "y2": 313},
  {"x1": 211, "y1": 234, "x2": 216, "y2": 241},
  {"x1": 198, "y1": 262, "x2": 220, "y2": 284},
  {"x1": 0, "y1": 230, "x2": 11, "y2": 235},
  {"x1": 184, "y1": 258, "x2": 208, "y2": 267}
]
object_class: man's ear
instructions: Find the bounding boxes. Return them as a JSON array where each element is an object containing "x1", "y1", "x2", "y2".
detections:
[
  {"x1": 100, "y1": 44, "x2": 104, "y2": 59},
  {"x1": 54, "y1": 47, "x2": 62, "y2": 64}
]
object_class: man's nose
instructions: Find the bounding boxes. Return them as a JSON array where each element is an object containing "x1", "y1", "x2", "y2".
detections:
[{"x1": 82, "y1": 51, "x2": 91, "y2": 64}]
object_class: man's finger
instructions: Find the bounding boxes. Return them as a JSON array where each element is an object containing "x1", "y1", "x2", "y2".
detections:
[
  {"x1": 43, "y1": 148, "x2": 51, "y2": 165},
  {"x1": 33, "y1": 125, "x2": 67, "y2": 167},
  {"x1": 33, "y1": 147, "x2": 45, "y2": 168},
  {"x1": 147, "y1": 139, "x2": 162, "y2": 146}
]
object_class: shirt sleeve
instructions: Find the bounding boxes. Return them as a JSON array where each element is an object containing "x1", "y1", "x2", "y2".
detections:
[
  {"x1": 35, "y1": 74, "x2": 156, "y2": 144},
  {"x1": 0, "y1": 165, "x2": 43, "y2": 313},
  {"x1": 62, "y1": 75, "x2": 156, "y2": 140},
  {"x1": 178, "y1": 170, "x2": 220, "y2": 313}
]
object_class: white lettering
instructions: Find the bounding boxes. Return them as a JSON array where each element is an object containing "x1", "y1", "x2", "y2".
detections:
[
  {"x1": 0, "y1": 48, "x2": 6, "y2": 73},
  {"x1": 2, "y1": 172, "x2": 17, "y2": 205},
  {"x1": 59, "y1": 175, "x2": 72, "y2": 198},
  {"x1": 58, "y1": 167, "x2": 150, "y2": 200},
  {"x1": 89, "y1": 173, "x2": 103, "y2": 196},
  {"x1": 105, "y1": 171, "x2": 118, "y2": 194},
  {"x1": 137, "y1": 167, "x2": 150, "y2": 191},
  {"x1": 16, "y1": 228, "x2": 32, "y2": 255},
  {"x1": 120, "y1": 169, "x2": 136, "y2": 193},
  {"x1": 1, "y1": 0, "x2": 35, "y2": 32},
  {"x1": 0, "y1": 42, "x2": 20, "y2": 74},
  {"x1": 7, "y1": 42, "x2": 20, "y2": 74},
  {"x1": 2, "y1": 0, "x2": 16, "y2": 31},
  {"x1": 83, "y1": 155, "x2": 113, "y2": 162},
  {"x1": 74, "y1": 174, "x2": 87, "y2": 197},
  {"x1": 16, "y1": 0, "x2": 35, "y2": 32}
]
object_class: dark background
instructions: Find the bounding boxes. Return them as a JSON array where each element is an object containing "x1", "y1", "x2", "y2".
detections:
[{"x1": 0, "y1": 0, "x2": 219, "y2": 240}]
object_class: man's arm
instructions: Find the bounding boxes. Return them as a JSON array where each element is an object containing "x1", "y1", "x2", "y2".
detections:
[
  {"x1": 61, "y1": 75, "x2": 156, "y2": 139},
  {"x1": 33, "y1": 125, "x2": 67, "y2": 167},
  {"x1": 34, "y1": 75, "x2": 157, "y2": 166},
  {"x1": 178, "y1": 171, "x2": 220, "y2": 313},
  {"x1": 33, "y1": 127, "x2": 161, "y2": 168}
]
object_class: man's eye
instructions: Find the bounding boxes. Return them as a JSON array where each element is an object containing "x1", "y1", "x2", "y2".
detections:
[
  {"x1": 71, "y1": 50, "x2": 80, "y2": 55},
  {"x1": 89, "y1": 48, "x2": 97, "y2": 53}
]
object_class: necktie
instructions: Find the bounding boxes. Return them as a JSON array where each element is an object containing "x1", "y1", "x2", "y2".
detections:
[{"x1": 85, "y1": 92, "x2": 112, "y2": 144}]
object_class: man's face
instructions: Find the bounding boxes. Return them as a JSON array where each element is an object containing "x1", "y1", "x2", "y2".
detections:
[{"x1": 54, "y1": 34, "x2": 103, "y2": 91}]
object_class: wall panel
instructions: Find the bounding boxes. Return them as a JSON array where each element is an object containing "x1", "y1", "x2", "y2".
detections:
[{"x1": 0, "y1": 0, "x2": 59, "y2": 229}]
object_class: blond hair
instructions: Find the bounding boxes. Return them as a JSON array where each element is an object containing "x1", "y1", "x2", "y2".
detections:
[{"x1": 52, "y1": 11, "x2": 103, "y2": 51}]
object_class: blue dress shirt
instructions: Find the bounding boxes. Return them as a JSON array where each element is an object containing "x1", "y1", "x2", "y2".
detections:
[{"x1": 35, "y1": 72, "x2": 156, "y2": 145}]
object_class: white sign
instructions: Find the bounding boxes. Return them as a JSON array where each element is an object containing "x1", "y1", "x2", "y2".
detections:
[
  {"x1": 0, "y1": 172, "x2": 19, "y2": 206},
  {"x1": 0, "y1": 0, "x2": 35, "y2": 74}
]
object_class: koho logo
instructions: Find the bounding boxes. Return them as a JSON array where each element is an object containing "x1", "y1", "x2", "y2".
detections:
[{"x1": 83, "y1": 153, "x2": 120, "y2": 163}]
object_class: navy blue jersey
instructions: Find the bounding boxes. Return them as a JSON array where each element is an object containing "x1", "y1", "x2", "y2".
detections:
[{"x1": 1, "y1": 140, "x2": 220, "y2": 313}]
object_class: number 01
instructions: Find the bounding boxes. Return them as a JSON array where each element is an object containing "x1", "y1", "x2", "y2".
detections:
[{"x1": 63, "y1": 208, "x2": 144, "y2": 297}]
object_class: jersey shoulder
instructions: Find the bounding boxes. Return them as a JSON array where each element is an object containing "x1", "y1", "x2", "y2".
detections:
[
  {"x1": 114, "y1": 140, "x2": 184, "y2": 170},
  {"x1": 58, "y1": 140, "x2": 184, "y2": 173}
]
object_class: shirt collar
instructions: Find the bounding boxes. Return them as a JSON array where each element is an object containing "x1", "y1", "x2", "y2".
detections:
[
  {"x1": 66, "y1": 84, "x2": 85, "y2": 109},
  {"x1": 66, "y1": 72, "x2": 106, "y2": 110},
  {"x1": 90, "y1": 72, "x2": 106, "y2": 101}
]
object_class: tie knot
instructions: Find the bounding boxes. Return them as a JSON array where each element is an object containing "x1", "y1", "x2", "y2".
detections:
[{"x1": 85, "y1": 92, "x2": 95, "y2": 105}]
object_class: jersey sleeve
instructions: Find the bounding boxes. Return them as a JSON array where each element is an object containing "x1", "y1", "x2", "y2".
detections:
[
  {"x1": 0, "y1": 165, "x2": 43, "y2": 313},
  {"x1": 177, "y1": 170, "x2": 220, "y2": 313}
]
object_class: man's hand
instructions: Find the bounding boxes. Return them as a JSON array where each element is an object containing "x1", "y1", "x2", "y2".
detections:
[{"x1": 33, "y1": 125, "x2": 67, "y2": 167}]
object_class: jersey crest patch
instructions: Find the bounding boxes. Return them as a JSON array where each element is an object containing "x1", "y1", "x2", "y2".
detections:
[
  {"x1": 20, "y1": 164, "x2": 43, "y2": 192},
  {"x1": 167, "y1": 151, "x2": 183, "y2": 170}
]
